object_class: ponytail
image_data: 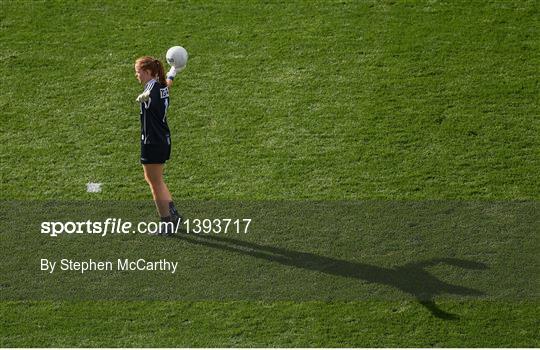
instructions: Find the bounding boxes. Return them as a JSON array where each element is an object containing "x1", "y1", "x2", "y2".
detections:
[
  {"x1": 135, "y1": 56, "x2": 168, "y2": 86},
  {"x1": 154, "y1": 60, "x2": 167, "y2": 86}
]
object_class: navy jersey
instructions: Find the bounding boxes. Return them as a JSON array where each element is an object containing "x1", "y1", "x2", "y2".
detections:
[{"x1": 140, "y1": 79, "x2": 171, "y2": 145}]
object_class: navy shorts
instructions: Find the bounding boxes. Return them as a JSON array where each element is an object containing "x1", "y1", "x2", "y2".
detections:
[{"x1": 141, "y1": 143, "x2": 171, "y2": 164}]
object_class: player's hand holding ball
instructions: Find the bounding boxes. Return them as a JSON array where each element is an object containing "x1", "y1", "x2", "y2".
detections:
[
  {"x1": 166, "y1": 46, "x2": 188, "y2": 79},
  {"x1": 167, "y1": 66, "x2": 178, "y2": 80}
]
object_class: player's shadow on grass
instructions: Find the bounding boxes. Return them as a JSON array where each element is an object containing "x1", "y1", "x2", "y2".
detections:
[{"x1": 175, "y1": 234, "x2": 488, "y2": 320}]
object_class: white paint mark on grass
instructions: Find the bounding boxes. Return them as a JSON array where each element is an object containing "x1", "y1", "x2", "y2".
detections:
[{"x1": 86, "y1": 182, "x2": 102, "y2": 193}]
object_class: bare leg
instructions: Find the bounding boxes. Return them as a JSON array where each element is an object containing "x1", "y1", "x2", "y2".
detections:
[{"x1": 143, "y1": 164, "x2": 172, "y2": 218}]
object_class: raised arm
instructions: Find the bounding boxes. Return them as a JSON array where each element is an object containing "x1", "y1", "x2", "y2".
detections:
[{"x1": 166, "y1": 66, "x2": 175, "y2": 88}]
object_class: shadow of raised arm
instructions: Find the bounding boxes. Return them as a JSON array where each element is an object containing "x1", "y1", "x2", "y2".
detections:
[{"x1": 175, "y1": 233, "x2": 488, "y2": 320}]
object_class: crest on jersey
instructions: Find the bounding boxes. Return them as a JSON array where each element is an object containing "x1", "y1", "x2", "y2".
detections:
[{"x1": 160, "y1": 88, "x2": 169, "y2": 99}]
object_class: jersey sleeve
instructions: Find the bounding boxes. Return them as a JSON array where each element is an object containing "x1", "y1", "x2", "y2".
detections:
[{"x1": 142, "y1": 81, "x2": 160, "y2": 109}]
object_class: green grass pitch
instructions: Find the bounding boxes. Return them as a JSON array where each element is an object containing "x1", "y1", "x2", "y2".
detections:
[{"x1": 1, "y1": 0, "x2": 539, "y2": 347}]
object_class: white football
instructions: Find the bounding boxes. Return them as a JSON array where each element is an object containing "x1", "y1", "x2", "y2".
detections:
[{"x1": 166, "y1": 46, "x2": 188, "y2": 69}]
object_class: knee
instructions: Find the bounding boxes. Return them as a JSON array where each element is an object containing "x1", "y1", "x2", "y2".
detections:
[
  {"x1": 143, "y1": 172, "x2": 152, "y2": 185},
  {"x1": 143, "y1": 165, "x2": 165, "y2": 190}
]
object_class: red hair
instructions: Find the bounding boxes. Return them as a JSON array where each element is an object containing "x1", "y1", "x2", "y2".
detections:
[{"x1": 135, "y1": 56, "x2": 167, "y2": 85}]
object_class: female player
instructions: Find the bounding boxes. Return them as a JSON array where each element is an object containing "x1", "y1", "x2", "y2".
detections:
[{"x1": 134, "y1": 56, "x2": 180, "y2": 234}]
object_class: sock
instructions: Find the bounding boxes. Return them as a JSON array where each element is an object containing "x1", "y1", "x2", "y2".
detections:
[
  {"x1": 169, "y1": 201, "x2": 179, "y2": 216},
  {"x1": 168, "y1": 202, "x2": 182, "y2": 227},
  {"x1": 161, "y1": 215, "x2": 172, "y2": 222}
]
